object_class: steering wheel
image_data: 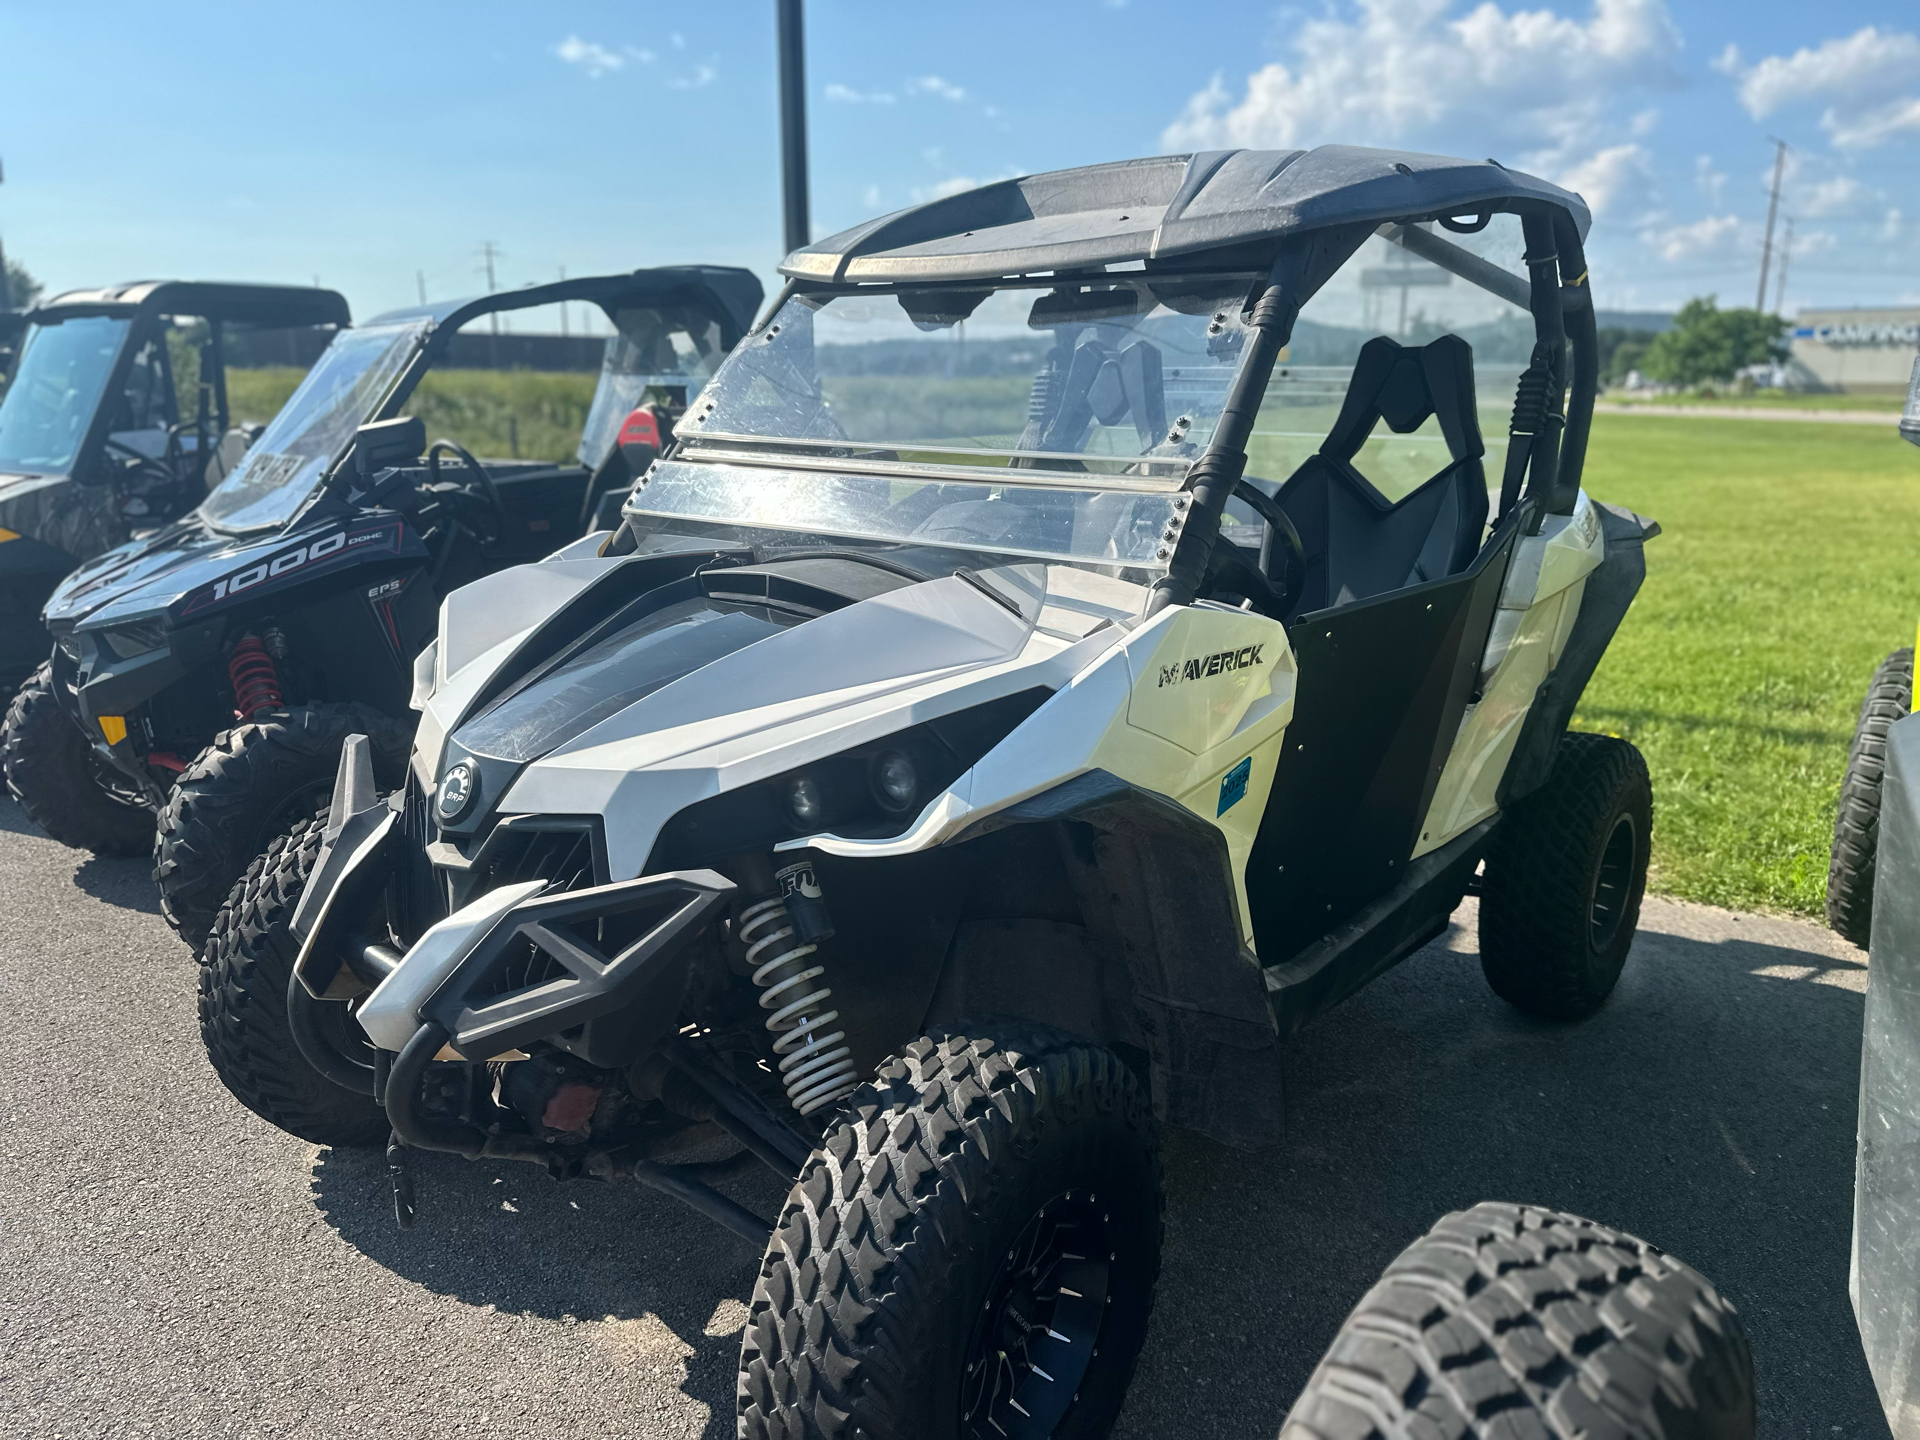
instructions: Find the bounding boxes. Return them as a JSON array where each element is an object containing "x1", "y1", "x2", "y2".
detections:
[
  {"x1": 100, "y1": 437, "x2": 178, "y2": 487},
  {"x1": 1232, "y1": 480, "x2": 1308, "y2": 617},
  {"x1": 427, "y1": 440, "x2": 507, "y2": 541}
]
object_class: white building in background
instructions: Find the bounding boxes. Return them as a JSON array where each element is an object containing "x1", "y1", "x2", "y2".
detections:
[{"x1": 1790, "y1": 308, "x2": 1920, "y2": 393}]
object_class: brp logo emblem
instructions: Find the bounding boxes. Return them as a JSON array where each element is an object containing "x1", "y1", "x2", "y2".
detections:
[{"x1": 438, "y1": 760, "x2": 479, "y2": 822}]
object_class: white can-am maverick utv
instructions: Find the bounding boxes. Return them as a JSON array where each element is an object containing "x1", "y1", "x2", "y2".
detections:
[{"x1": 206, "y1": 146, "x2": 1658, "y2": 1439}]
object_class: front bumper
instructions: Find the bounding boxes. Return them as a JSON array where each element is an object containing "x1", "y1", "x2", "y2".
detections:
[{"x1": 294, "y1": 734, "x2": 733, "y2": 1065}]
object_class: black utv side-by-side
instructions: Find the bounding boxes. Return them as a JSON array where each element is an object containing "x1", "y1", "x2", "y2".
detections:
[
  {"x1": 0, "y1": 280, "x2": 350, "y2": 687},
  {"x1": 6, "y1": 265, "x2": 761, "y2": 948}
]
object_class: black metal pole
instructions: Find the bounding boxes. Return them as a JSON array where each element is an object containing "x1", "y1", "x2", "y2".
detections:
[
  {"x1": 0, "y1": 156, "x2": 13, "y2": 312},
  {"x1": 777, "y1": 0, "x2": 810, "y2": 257}
]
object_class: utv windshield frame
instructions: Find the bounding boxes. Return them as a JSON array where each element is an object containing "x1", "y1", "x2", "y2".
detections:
[
  {"x1": 197, "y1": 267, "x2": 763, "y2": 538},
  {"x1": 624, "y1": 184, "x2": 1596, "y2": 582},
  {"x1": 0, "y1": 280, "x2": 350, "y2": 483}
]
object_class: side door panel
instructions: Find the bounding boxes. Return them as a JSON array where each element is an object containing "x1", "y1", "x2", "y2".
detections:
[{"x1": 1247, "y1": 524, "x2": 1516, "y2": 965}]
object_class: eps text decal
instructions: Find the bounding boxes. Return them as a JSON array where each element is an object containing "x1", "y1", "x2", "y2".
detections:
[{"x1": 1158, "y1": 644, "x2": 1264, "y2": 688}]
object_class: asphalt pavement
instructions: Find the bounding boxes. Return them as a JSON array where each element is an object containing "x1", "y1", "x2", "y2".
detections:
[{"x1": 0, "y1": 794, "x2": 1889, "y2": 1438}]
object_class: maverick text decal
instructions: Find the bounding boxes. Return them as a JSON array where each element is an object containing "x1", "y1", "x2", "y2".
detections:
[{"x1": 1158, "y1": 644, "x2": 1264, "y2": 688}]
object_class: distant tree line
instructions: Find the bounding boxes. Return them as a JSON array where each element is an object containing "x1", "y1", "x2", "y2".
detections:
[{"x1": 3, "y1": 256, "x2": 42, "y2": 311}]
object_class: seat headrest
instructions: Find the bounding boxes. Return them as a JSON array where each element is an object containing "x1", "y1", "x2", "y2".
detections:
[{"x1": 1321, "y1": 334, "x2": 1484, "y2": 467}]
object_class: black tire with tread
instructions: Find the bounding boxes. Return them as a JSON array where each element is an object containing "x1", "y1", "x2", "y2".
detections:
[
  {"x1": 155, "y1": 702, "x2": 411, "y2": 951},
  {"x1": 1278, "y1": 1201, "x2": 1756, "y2": 1440},
  {"x1": 1481, "y1": 731, "x2": 1652, "y2": 1020},
  {"x1": 737, "y1": 1025, "x2": 1164, "y2": 1440},
  {"x1": 198, "y1": 813, "x2": 388, "y2": 1149},
  {"x1": 1, "y1": 660, "x2": 153, "y2": 855},
  {"x1": 1827, "y1": 646, "x2": 1911, "y2": 949}
]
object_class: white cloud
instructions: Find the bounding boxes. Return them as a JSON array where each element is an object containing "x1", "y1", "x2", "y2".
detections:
[
  {"x1": 862, "y1": 185, "x2": 884, "y2": 209},
  {"x1": 1645, "y1": 214, "x2": 1743, "y2": 262},
  {"x1": 555, "y1": 35, "x2": 628, "y2": 78},
  {"x1": 1799, "y1": 174, "x2": 1866, "y2": 216},
  {"x1": 1884, "y1": 209, "x2": 1905, "y2": 241},
  {"x1": 825, "y1": 83, "x2": 895, "y2": 104},
  {"x1": 1827, "y1": 98, "x2": 1920, "y2": 150},
  {"x1": 1726, "y1": 27, "x2": 1920, "y2": 150},
  {"x1": 906, "y1": 75, "x2": 968, "y2": 103},
  {"x1": 1162, "y1": 0, "x2": 1680, "y2": 156},
  {"x1": 1693, "y1": 155, "x2": 1727, "y2": 206},
  {"x1": 670, "y1": 63, "x2": 718, "y2": 91},
  {"x1": 915, "y1": 176, "x2": 984, "y2": 202},
  {"x1": 1160, "y1": 0, "x2": 1679, "y2": 224},
  {"x1": 1560, "y1": 144, "x2": 1653, "y2": 214}
]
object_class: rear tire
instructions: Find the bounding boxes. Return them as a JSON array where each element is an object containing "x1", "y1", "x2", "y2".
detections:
[
  {"x1": 198, "y1": 814, "x2": 388, "y2": 1149},
  {"x1": 1481, "y1": 732, "x2": 1652, "y2": 1020},
  {"x1": 1827, "y1": 647, "x2": 1911, "y2": 949},
  {"x1": 1, "y1": 660, "x2": 153, "y2": 855},
  {"x1": 1278, "y1": 1202, "x2": 1755, "y2": 1440},
  {"x1": 154, "y1": 702, "x2": 411, "y2": 951},
  {"x1": 737, "y1": 1026, "x2": 1164, "y2": 1440}
]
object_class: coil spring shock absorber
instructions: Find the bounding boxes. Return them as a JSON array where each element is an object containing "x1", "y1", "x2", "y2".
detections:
[
  {"x1": 228, "y1": 633, "x2": 284, "y2": 720},
  {"x1": 739, "y1": 862, "x2": 858, "y2": 1117}
]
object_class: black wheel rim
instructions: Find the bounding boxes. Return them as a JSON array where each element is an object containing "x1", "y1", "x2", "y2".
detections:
[
  {"x1": 1589, "y1": 813, "x2": 1637, "y2": 951},
  {"x1": 961, "y1": 1191, "x2": 1112, "y2": 1439},
  {"x1": 262, "y1": 777, "x2": 334, "y2": 848},
  {"x1": 86, "y1": 753, "x2": 152, "y2": 814}
]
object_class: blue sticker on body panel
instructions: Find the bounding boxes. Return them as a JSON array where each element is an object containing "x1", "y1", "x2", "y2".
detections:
[{"x1": 1217, "y1": 756, "x2": 1252, "y2": 815}]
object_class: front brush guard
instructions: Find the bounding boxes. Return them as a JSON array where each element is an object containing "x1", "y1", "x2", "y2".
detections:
[{"x1": 417, "y1": 868, "x2": 735, "y2": 1064}]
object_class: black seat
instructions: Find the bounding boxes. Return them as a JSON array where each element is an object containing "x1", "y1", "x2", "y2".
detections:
[{"x1": 1275, "y1": 334, "x2": 1488, "y2": 613}]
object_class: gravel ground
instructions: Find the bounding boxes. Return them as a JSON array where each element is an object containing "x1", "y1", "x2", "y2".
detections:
[{"x1": 0, "y1": 797, "x2": 1887, "y2": 1438}]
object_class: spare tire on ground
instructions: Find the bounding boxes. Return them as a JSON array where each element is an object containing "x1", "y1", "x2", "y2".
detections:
[
  {"x1": 1278, "y1": 1201, "x2": 1755, "y2": 1440},
  {"x1": 1828, "y1": 646, "x2": 1912, "y2": 949}
]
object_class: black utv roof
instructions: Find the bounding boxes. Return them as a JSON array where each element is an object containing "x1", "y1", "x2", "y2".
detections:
[
  {"x1": 365, "y1": 266, "x2": 765, "y2": 350},
  {"x1": 783, "y1": 146, "x2": 1590, "y2": 284},
  {"x1": 30, "y1": 280, "x2": 350, "y2": 329}
]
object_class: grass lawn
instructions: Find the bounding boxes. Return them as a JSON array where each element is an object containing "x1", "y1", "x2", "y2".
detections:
[
  {"x1": 228, "y1": 367, "x2": 598, "y2": 463},
  {"x1": 1574, "y1": 413, "x2": 1920, "y2": 915},
  {"x1": 1600, "y1": 390, "x2": 1903, "y2": 413}
]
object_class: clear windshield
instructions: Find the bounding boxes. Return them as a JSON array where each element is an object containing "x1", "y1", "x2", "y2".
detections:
[
  {"x1": 0, "y1": 315, "x2": 132, "y2": 474},
  {"x1": 635, "y1": 277, "x2": 1255, "y2": 570},
  {"x1": 199, "y1": 319, "x2": 428, "y2": 533},
  {"x1": 576, "y1": 305, "x2": 728, "y2": 472},
  {"x1": 679, "y1": 276, "x2": 1256, "y2": 471}
]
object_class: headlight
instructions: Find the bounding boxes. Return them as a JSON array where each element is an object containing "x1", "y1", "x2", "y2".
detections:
[
  {"x1": 869, "y1": 749, "x2": 920, "y2": 814},
  {"x1": 99, "y1": 620, "x2": 169, "y2": 660},
  {"x1": 786, "y1": 774, "x2": 828, "y2": 828}
]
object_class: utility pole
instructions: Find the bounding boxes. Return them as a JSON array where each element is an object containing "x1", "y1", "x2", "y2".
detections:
[
  {"x1": 479, "y1": 242, "x2": 501, "y2": 333},
  {"x1": 1773, "y1": 217, "x2": 1794, "y2": 316},
  {"x1": 0, "y1": 156, "x2": 12, "y2": 313},
  {"x1": 776, "y1": 0, "x2": 810, "y2": 257},
  {"x1": 559, "y1": 266, "x2": 569, "y2": 338},
  {"x1": 1757, "y1": 138, "x2": 1788, "y2": 312},
  {"x1": 416, "y1": 270, "x2": 427, "y2": 306}
]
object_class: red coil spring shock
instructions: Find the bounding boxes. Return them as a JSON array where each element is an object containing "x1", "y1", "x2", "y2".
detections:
[{"x1": 228, "y1": 634, "x2": 284, "y2": 720}]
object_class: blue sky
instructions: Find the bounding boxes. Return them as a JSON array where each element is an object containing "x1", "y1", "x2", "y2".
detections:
[{"x1": 0, "y1": 0, "x2": 1914, "y2": 324}]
